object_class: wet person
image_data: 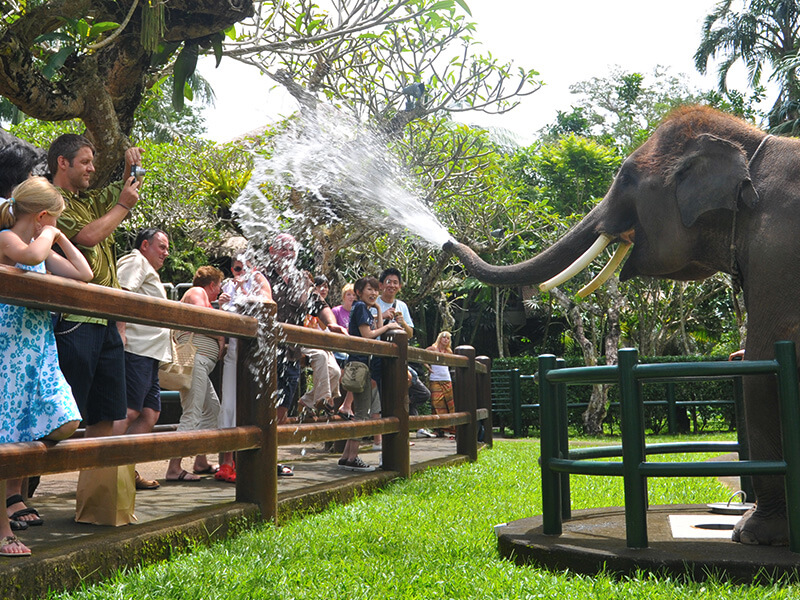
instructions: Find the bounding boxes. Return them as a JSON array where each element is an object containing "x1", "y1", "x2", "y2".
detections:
[
  {"x1": 217, "y1": 255, "x2": 272, "y2": 484},
  {"x1": 265, "y1": 234, "x2": 344, "y2": 427}
]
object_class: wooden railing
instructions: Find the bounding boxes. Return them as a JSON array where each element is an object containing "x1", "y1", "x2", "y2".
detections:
[{"x1": 0, "y1": 265, "x2": 492, "y2": 522}]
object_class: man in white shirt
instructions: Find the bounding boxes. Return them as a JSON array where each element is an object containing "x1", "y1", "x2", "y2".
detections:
[
  {"x1": 376, "y1": 267, "x2": 414, "y2": 337},
  {"x1": 114, "y1": 228, "x2": 171, "y2": 489}
]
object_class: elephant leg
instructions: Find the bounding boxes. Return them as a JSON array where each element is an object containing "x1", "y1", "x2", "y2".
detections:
[{"x1": 732, "y1": 373, "x2": 788, "y2": 546}]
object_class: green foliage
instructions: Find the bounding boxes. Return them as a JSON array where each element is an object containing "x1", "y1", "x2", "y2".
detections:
[
  {"x1": 10, "y1": 118, "x2": 84, "y2": 149},
  {"x1": 132, "y1": 76, "x2": 208, "y2": 143},
  {"x1": 531, "y1": 134, "x2": 621, "y2": 215},
  {"x1": 568, "y1": 66, "x2": 700, "y2": 152},
  {"x1": 695, "y1": 0, "x2": 800, "y2": 130},
  {"x1": 116, "y1": 137, "x2": 253, "y2": 283}
]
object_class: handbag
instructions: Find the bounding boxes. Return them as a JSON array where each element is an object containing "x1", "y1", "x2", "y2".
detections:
[
  {"x1": 341, "y1": 361, "x2": 370, "y2": 393},
  {"x1": 75, "y1": 465, "x2": 136, "y2": 526},
  {"x1": 158, "y1": 331, "x2": 196, "y2": 391}
]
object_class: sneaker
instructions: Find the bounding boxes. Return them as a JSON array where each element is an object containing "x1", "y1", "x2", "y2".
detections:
[
  {"x1": 416, "y1": 428, "x2": 436, "y2": 438},
  {"x1": 339, "y1": 457, "x2": 376, "y2": 472}
]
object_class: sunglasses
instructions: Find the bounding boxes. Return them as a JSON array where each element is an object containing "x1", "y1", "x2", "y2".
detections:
[{"x1": 232, "y1": 266, "x2": 243, "y2": 273}]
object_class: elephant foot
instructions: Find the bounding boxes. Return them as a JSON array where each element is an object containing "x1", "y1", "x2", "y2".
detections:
[{"x1": 731, "y1": 506, "x2": 789, "y2": 546}]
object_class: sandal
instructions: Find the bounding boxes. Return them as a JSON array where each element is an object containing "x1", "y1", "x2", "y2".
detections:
[
  {"x1": 277, "y1": 464, "x2": 294, "y2": 477},
  {"x1": 9, "y1": 519, "x2": 27, "y2": 531},
  {"x1": 192, "y1": 465, "x2": 219, "y2": 475},
  {"x1": 166, "y1": 469, "x2": 201, "y2": 482},
  {"x1": 336, "y1": 410, "x2": 354, "y2": 421},
  {"x1": 7, "y1": 494, "x2": 43, "y2": 526},
  {"x1": 0, "y1": 535, "x2": 31, "y2": 557},
  {"x1": 317, "y1": 402, "x2": 336, "y2": 417}
]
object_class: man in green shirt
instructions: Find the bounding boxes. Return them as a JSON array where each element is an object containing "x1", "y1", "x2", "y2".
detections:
[{"x1": 50, "y1": 134, "x2": 142, "y2": 438}]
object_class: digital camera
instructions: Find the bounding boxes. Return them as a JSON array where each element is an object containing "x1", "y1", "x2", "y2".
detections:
[{"x1": 130, "y1": 165, "x2": 146, "y2": 180}]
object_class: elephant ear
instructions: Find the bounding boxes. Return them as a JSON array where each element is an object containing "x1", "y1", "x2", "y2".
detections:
[{"x1": 670, "y1": 133, "x2": 759, "y2": 228}]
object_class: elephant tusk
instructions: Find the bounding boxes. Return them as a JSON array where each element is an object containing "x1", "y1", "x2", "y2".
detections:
[
  {"x1": 577, "y1": 242, "x2": 632, "y2": 298},
  {"x1": 539, "y1": 234, "x2": 613, "y2": 292}
]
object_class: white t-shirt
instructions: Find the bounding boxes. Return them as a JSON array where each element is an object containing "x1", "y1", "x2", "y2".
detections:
[
  {"x1": 117, "y1": 249, "x2": 171, "y2": 362},
  {"x1": 376, "y1": 296, "x2": 414, "y2": 329}
]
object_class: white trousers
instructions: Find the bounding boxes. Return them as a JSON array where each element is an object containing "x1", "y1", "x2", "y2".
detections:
[{"x1": 299, "y1": 348, "x2": 341, "y2": 407}]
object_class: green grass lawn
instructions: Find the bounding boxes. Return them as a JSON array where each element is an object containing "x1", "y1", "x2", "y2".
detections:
[{"x1": 54, "y1": 436, "x2": 799, "y2": 599}]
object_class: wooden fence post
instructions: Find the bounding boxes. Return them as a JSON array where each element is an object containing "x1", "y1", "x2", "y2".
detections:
[
  {"x1": 382, "y1": 330, "x2": 409, "y2": 477},
  {"x1": 454, "y1": 345, "x2": 478, "y2": 461},
  {"x1": 235, "y1": 302, "x2": 278, "y2": 522},
  {"x1": 477, "y1": 356, "x2": 492, "y2": 448}
]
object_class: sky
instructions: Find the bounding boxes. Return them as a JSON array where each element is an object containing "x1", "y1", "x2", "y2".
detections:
[{"x1": 198, "y1": 0, "x2": 755, "y2": 143}]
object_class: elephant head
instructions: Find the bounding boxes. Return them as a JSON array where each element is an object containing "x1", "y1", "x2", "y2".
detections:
[
  {"x1": 447, "y1": 105, "x2": 800, "y2": 547},
  {"x1": 445, "y1": 106, "x2": 763, "y2": 294}
]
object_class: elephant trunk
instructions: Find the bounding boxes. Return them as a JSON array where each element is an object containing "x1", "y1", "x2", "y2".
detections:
[{"x1": 444, "y1": 207, "x2": 610, "y2": 287}]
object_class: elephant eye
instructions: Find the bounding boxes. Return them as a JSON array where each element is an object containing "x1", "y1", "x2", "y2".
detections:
[{"x1": 617, "y1": 168, "x2": 635, "y2": 187}]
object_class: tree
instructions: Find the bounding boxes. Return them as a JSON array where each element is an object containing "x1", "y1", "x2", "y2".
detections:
[
  {"x1": 222, "y1": 0, "x2": 540, "y2": 127},
  {"x1": 531, "y1": 134, "x2": 621, "y2": 215},
  {"x1": 568, "y1": 66, "x2": 698, "y2": 151},
  {"x1": 219, "y1": 1, "x2": 541, "y2": 348},
  {"x1": 0, "y1": 1, "x2": 254, "y2": 182},
  {"x1": 694, "y1": 0, "x2": 800, "y2": 129}
]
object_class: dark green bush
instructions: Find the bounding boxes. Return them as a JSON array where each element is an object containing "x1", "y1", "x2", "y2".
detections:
[{"x1": 492, "y1": 354, "x2": 737, "y2": 436}]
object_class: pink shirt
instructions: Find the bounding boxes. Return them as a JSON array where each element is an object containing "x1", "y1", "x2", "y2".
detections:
[{"x1": 331, "y1": 304, "x2": 350, "y2": 329}]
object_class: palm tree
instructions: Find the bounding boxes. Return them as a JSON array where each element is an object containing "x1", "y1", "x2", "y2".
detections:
[{"x1": 694, "y1": 0, "x2": 800, "y2": 129}]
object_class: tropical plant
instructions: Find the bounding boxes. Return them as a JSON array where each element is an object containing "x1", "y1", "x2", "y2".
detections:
[{"x1": 694, "y1": 0, "x2": 800, "y2": 130}]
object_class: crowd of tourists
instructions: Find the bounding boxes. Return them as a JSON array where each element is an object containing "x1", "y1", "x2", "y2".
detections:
[{"x1": 0, "y1": 136, "x2": 457, "y2": 558}]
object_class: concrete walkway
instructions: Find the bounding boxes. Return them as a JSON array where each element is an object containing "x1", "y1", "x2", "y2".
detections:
[{"x1": 0, "y1": 436, "x2": 463, "y2": 599}]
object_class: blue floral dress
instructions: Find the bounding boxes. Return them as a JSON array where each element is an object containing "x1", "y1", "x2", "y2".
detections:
[{"x1": 0, "y1": 261, "x2": 80, "y2": 443}]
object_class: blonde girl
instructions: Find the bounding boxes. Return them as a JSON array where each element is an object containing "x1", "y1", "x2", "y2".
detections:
[
  {"x1": 0, "y1": 177, "x2": 92, "y2": 558},
  {"x1": 427, "y1": 331, "x2": 455, "y2": 437}
]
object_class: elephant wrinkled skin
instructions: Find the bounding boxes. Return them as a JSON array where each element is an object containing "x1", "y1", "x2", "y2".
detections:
[{"x1": 446, "y1": 105, "x2": 800, "y2": 546}]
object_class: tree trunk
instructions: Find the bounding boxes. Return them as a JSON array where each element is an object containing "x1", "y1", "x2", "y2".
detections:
[{"x1": 0, "y1": 1, "x2": 253, "y2": 183}]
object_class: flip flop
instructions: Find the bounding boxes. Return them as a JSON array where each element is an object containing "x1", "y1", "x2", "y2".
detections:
[
  {"x1": 166, "y1": 469, "x2": 201, "y2": 482},
  {"x1": 0, "y1": 536, "x2": 31, "y2": 557},
  {"x1": 192, "y1": 465, "x2": 219, "y2": 475},
  {"x1": 9, "y1": 519, "x2": 27, "y2": 531},
  {"x1": 277, "y1": 464, "x2": 294, "y2": 477},
  {"x1": 6, "y1": 495, "x2": 43, "y2": 526}
]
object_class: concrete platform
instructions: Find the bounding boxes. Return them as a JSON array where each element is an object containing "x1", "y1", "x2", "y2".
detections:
[
  {"x1": 0, "y1": 436, "x2": 463, "y2": 600},
  {"x1": 495, "y1": 504, "x2": 800, "y2": 582}
]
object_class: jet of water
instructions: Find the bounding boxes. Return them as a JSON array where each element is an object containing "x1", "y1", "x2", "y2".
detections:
[{"x1": 232, "y1": 104, "x2": 453, "y2": 248}]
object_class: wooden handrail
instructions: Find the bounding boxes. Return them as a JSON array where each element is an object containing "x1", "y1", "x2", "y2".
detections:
[
  {"x1": 0, "y1": 427, "x2": 262, "y2": 480},
  {"x1": 0, "y1": 261, "x2": 494, "y2": 523}
]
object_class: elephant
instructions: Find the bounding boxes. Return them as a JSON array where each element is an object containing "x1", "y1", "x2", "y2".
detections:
[{"x1": 445, "y1": 105, "x2": 800, "y2": 546}]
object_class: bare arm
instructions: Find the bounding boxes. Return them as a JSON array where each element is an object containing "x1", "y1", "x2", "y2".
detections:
[
  {"x1": 0, "y1": 227, "x2": 59, "y2": 267},
  {"x1": 72, "y1": 147, "x2": 143, "y2": 247},
  {"x1": 72, "y1": 180, "x2": 139, "y2": 247},
  {"x1": 319, "y1": 305, "x2": 347, "y2": 334},
  {"x1": 45, "y1": 232, "x2": 93, "y2": 281}
]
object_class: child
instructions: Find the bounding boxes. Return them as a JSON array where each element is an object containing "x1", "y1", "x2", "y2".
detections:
[
  {"x1": 0, "y1": 177, "x2": 93, "y2": 558},
  {"x1": 338, "y1": 277, "x2": 402, "y2": 472}
]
